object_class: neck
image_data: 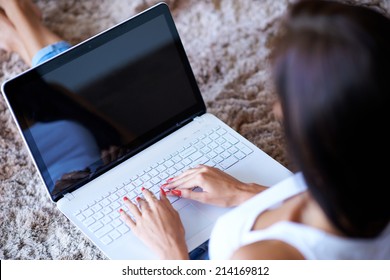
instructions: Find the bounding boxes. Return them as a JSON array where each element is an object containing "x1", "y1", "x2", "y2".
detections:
[{"x1": 299, "y1": 192, "x2": 344, "y2": 237}]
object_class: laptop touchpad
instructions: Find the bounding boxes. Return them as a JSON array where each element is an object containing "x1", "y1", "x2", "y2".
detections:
[{"x1": 179, "y1": 203, "x2": 213, "y2": 239}]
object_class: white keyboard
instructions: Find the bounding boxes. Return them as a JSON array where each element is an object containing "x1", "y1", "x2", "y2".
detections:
[{"x1": 73, "y1": 125, "x2": 253, "y2": 245}]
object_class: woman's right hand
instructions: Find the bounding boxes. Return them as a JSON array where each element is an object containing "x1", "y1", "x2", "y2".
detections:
[{"x1": 164, "y1": 165, "x2": 267, "y2": 207}]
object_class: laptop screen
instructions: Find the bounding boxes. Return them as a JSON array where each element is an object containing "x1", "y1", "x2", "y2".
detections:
[{"x1": 3, "y1": 3, "x2": 205, "y2": 201}]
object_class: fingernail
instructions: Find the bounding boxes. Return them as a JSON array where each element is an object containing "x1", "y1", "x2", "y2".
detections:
[
  {"x1": 119, "y1": 208, "x2": 123, "y2": 213},
  {"x1": 166, "y1": 177, "x2": 174, "y2": 183},
  {"x1": 141, "y1": 187, "x2": 145, "y2": 191},
  {"x1": 136, "y1": 196, "x2": 141, "y2": 201},
  {"x1": 123, "y1": 196, "x2": 128, "y2": 201},
  {"x1": 160, "y1": 187, "x2": 166, "y2": 196},
  {"x1": 171, "y1": 189, "x2": 182, "y2": 197},
  {"x1": 161, "y1": 183, "x2": 168, "y2": 188}
]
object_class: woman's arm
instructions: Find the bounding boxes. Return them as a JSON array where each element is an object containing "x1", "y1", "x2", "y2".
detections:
[
  {"x1": 231, "y1": 240, "x2": 304, "y2": 260},
  {"x1": 164, "y1": 165, "x2": 267, "y2": 207},
  {"x1": 120, "y1": 188, "x2": 189, "y2": 259}
]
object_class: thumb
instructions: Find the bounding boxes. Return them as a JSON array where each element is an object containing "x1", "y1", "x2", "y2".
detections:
[{"x1": 178, "y1": 189, "x2": 208, "y2": 204}]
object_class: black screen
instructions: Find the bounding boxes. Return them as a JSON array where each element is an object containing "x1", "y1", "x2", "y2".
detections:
[{"x1": 3, "y1": 4, "x2": 205, "y2": 201}]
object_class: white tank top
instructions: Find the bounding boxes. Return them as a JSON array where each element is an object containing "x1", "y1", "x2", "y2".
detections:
[{"x1": 209, "y1": 172, "x2": 390, "y2": 259}]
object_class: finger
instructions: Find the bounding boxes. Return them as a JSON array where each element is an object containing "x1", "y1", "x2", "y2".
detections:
[
  {"x1": 164, "y1": 169, "x2": 203, "y2": 190},
  {"x1": 119, "y1": 208, "x2": 136, "y2": 230},
  {"x1": 159, "y1": 187, "x2": 173, "y2": 207},
  {"x1": 178, "y1": 188, "x2": 209, "y2": 203},
  {"x1": 136, "y1": 196, "x2": 150, "y2": 211},
  {"x1": 142, "y1": 188, "x2": 158, "y2": 204},
  {"x1": 164, "y1": 167, "x2": 201, "y2": 188},
  {"x1": 123, "y1": 196, "x2": 141, "y2": 218}
]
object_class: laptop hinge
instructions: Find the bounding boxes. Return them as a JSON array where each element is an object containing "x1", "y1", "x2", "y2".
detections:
[{"x1": 63, "y1": 192, "x2": 75, "y2": 201}]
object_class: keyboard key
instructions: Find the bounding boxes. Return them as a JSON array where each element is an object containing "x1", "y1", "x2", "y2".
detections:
[
  {"x1": 237, "y1": 143, "x2": 253, "y2": 155},
  {"x1": 101, "y1": 216, "x2": 112, "y2": 225},
  {"x1": 92, "y1": 204, "x2": 102, "y2": 213},
  {"x1": 118, "y1": 224, "x2": 130, "y2": 234},
  {"x1": 157, "y1": 165, "x2": 166, "y2": 173},
  {"x1": 214, "y1": 155, "x2": 223, "y2": 163},
  {"x1": 88, "y1": 200, "x2": 97, "y2": 208},
  {"x1": 194, "y1": 142, "x2": 205, "y2": 150},
  {"x1": 172, "y1": 155, "x2": 182, "y2": 163},
  {"x1": 109, "y1": 230, "x2": 121, "y2": 240},
  {"x1": 133, "y1": 179, "x2": 143, "y2": 187},
  {"x1": 224, "y1": 134, "x2": 239, "y2": 144},
  {"x1": 93, "y1": 212, "x2": 104, "y2": 220},
  {"x1": 149, "y1": 169, "x2": 159, "y2": 177},
  {"x1": 109, "y1": 193, "x2": 119, "y2": 202},
  {"x1": 207, "y1": 151, "x2": 217, "y2": 159},
  {"x1": 151, "y1": 177, "x2": 161, "y2": 184},
  {"x1": 141, "y1": 174, "x2": 151, "y2": 182},
  {"x1": 221, "y1": 151, "x2": 231, "y2": 159},
  {"x1": 83, "y1": 208, "x2": 94, "y2": 218},
  {"x1": 101, "y1": 198, "x2": 111, "y2": 207},
  {"x1": 102, "y1": 207, "x2": 112, "y2": 216},
  {"x1": 174, "y1": 162, "x2": 185, "y2": 171},
  {"x1": 209, "y1": 133, "x2": 219, "y2": 140},
  {"x1": 189, "y1": 151, "x2": 203, "y2": 161},
  {"x1": 219, "y1": 156, "x2": 239, "y2": 170},
  {"x1": 235, "y1": 151, "x2": 246, "y2": 159},
  {"x1": 117, "y1": 189, "x2": 126, "y2": 196},
  {"x1": 201, "y1": 146, "x2": 211, "y2": 154},
  {"x1": 83, "y1": 217, "x2": 95, "y2": 227},
  {"x1": 111, "y1": 219, "x2": 122, "y2": 228},
  {"x1": 158, "y1": 172, "x2": 169, "y2": 180},
  {"x1": 228, "y1": 146, "x2": 238, "y2": 154},
  {"x1": 89, "y1": 221, "x2": 103, "y2": 232},
  {"x1": 164, "y1": 160, "x2": 174, "y2": 168},
  {"x1": 216, "y1": 138, "x2": 226, "y2": 145},
  {"x1": 100, "y1": 235, "x2": 113, "y2": 245},
  {"x1": 95, "y1": 225, "x2": 113, "y2": 238},
  {"x1": 216, "y1": 128, "x2": 227, "y2": 135},
  {"x1": 222, "y1": 142, "x2": 232, "y2": 150},
  {"x1": 202, "y1": 137, "x2": 212, "y2": 145},
  {"x1": 180, "y1": 147, "x2": 197, "y2": 158},
  {"x1": 109, "y1": 211, "x2": 120, "y2": 220},
  {"x1": 195, "y1": 156, "x2": 210, "y2": 165},
  {"x1": 111, "y1": 201, "x2": 121, "y2": 209},
  {"x1": 76, "y1": 213, "x2": 85, "y2": 222}
]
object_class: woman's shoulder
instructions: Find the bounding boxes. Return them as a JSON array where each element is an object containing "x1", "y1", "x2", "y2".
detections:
[{"x1": 230, "y1": 239, "x2": 305, "y2": 260}]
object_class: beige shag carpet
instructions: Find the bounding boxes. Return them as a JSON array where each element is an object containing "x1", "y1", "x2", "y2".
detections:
[{"x1": 1, "y1": 0, "x2": 389, "y2": 259}]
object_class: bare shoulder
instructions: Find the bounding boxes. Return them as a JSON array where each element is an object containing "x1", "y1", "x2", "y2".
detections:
[{"x1": 231, "y1": 240, "x2": 304, "y2": 260}]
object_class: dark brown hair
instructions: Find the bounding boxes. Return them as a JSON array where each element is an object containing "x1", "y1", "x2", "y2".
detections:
[{"x1": 273, "y1": 0, "x2": 390, "y2": 237}]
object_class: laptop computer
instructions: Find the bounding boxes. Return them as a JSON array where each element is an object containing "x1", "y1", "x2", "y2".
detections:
[{"x1": 1, "y1": 2, "x2": 292, "y2": 259}]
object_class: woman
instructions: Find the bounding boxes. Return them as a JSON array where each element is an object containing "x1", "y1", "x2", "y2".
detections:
[
  {"x1": 2, "y1": 0, "x2": 389, "y2": 259},
  {"x1": 120, "y1": 0, "x2": 390, "y2": 259}
]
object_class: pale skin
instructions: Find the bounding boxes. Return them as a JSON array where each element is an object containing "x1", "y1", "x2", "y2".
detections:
[
  {"x1": 120, "y1": 165, "x2": 343, "y2": 260},
  {"x1": 1, "y1": 0, "x2": 342, "y2": 260},
  {"x1": 0, "y1": 0, "x2": 62, "y2": 66}
]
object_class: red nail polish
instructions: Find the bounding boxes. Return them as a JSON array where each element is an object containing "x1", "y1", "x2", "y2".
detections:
[
  {"x1": 161, "y1": 183, "x2": 168, "y2": 188},
  {"x1": 136, "y1": 197, "x2": 141, "y2": 201},
  {"x1": 141, "y1": 187, "x2": 145, "y2": 191},
  {"x1": 167, "y1": 177, "x2": 174, "y2": 183},
  {"x1": 119, "y1": 208, "x2": 123, "y2": 213},
  {"x1": 123, "y1": 196, "x2": 128, "y2": 201},
  {"x1": 160, "y1": 187, "x2": 166, "y2": 196},
  {"x1": 172, "y1": 189, "x2": 182, "y2": 197}
]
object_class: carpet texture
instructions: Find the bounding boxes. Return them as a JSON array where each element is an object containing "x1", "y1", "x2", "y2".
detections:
[{"x1": 1, "y1": 0, "x2": 389, "y2": 259}]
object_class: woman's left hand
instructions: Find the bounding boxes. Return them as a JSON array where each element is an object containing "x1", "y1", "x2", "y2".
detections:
[{"x1": 120, "y1": 188, "x2": 189, "y2": 259}]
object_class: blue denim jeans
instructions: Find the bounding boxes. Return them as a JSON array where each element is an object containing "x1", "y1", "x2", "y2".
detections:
[{"x1": 31, "y1": 41, "x2": 72, "y2": 67}]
